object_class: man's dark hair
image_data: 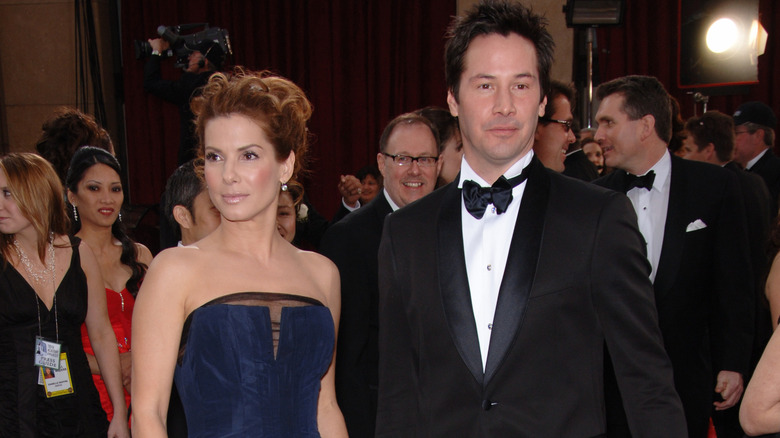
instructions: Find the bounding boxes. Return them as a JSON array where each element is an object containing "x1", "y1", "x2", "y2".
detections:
[
  {"x1": 445, "y1": 0, "x2": 555, "y2": 102},
  {"x1": 539, "y1": 80, "x2": 575, "y2": 124},
  {"x1": 596, "y1": 75, "x2": 673, "y2": 143},
  {"x1": 414, "y1": 106, "x2": 460, "y2": 153},
  {"x1": 379, "y1": 113, "x2": 440, "y2": 154},
  {"x1": 685, "y1": 111, "x2": 735, "y2": 163},
  {"x1": 163, "y1": 160, "x2": 206, "y2": 238}
]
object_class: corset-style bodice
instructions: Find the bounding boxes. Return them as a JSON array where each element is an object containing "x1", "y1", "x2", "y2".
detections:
[{"x1": 174, "y1": 292, "x2": 335, "y2": 437}]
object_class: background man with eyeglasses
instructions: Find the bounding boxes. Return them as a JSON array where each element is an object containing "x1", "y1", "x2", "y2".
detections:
[
  {"x1": 732, "y1": 101, "x2": 780, "y2": 221},
  {"x1": 533, "y1": 80, "x2": 576, "y2": 173},
  {"x1": 319, "y1": 112, "x2": 440, "y2": 438}
]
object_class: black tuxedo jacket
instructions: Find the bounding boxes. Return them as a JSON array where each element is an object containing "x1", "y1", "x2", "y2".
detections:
[
  {"x1": 748, "y1": 149, "x2": 780, "y2": 220},
  {"x1": 724, "y1": 161, "x2": 773, "y2": 371},
  {"x1": 376, "y1": 158, "x2": 686, "y2": 437},
  {"x1": 320, "y1": 194, "x2": 393, "y2": 438},
  {"x1": 596, "y1": 156, "x2": 754, "y2": 436}
]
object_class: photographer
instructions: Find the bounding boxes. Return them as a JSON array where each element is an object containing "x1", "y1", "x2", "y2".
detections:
[{"x1": 143, "y1": 38, "x2": 224, "y2": 164}]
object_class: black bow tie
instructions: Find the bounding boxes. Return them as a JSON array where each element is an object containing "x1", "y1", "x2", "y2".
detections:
[
  {"x1": 623, "y1": 171, "x2": 655, "y2": 193},
  {"x1": 462, "y1": 170, "x2": 529, "y2": 220}
]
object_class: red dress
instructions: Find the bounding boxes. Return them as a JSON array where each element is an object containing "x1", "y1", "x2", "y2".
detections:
[{"x1": 80, "y1": 287, "x2": 133, "y2": 421}]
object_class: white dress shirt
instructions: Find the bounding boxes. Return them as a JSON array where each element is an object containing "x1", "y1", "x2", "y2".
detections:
[
  {"x1": 458, "y1": 151, "x2": 532, "y2": 370},
  {"x1": 625, "y1": 150, "x2": 671, "y2": 282},
  {"x1": 746, "y1": 148, "x2": 768, "y2": 170},
  {"x1": 383, "y1": 188, "x2": 400, "y2": 212}
]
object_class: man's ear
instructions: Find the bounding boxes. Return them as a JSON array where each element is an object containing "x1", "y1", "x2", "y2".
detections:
[
  {"x1": 447, "y1": 90, "x2": 459, "y2": 118},
  {"x1": 173, "y1": 205, "x2": 193, "y2": 230},
  {"x1": 377, "y1": 152, "x2": 386, "y2": 177},
  {"x1": 704, "y1": 143, "x2": 716, "y2": 160},
  {"x1": 639, "y1": 114, "x2": 656, "y2": 141}
]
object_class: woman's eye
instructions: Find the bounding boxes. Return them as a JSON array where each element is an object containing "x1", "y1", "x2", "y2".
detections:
[
  {"x1": 243, "y1": 151, "x2": 259, "y2": 160},
  {"x1": 205, "y1": 152, "x2": 221, "y2": 162},
  {"x1": 88, "y1": 185, "x2": 99, "y2": 191}
]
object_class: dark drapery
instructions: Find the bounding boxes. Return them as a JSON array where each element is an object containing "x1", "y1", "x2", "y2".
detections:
[
  {"x1": 595, "y1": 0, "x2": 779, "y2": 130},
  {"x1": 121, "y1": 0, "x2": 455, "y2": 217}
]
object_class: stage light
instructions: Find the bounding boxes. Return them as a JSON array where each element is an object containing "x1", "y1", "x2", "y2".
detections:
[
  {"x1": 564, "y1": 0, "x2": 625, "y2": 27},
  {"x1": 706, "y1": 18, "x2": 737, "y2": 53},
  {"x1": 679, "y1": 0, "x2": 766, "y2": 89}
]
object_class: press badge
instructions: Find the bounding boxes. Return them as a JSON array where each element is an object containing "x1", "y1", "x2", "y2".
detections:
[
  {"x1": 34, "y1": 336, "x2": 61, "y2": 370},
  {"x1": 40, "y1": 352, "x2": 74, "y2": 397}
]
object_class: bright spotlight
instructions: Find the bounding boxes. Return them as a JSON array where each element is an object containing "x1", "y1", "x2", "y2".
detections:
[
  {"x1": 706, "y1": 18, "x2": 738, "y2": 53},
  {"x1": 679, "y1": 0, "x2": 765, "y2": 89}
]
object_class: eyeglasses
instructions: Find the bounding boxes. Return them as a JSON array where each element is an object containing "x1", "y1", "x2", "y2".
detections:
[
  {"x1": 539, "y1": 116, "x2": 573, "y2": 132},
  {"x1": 381, "y1": 153, "x2": 439, "y2": 167}
]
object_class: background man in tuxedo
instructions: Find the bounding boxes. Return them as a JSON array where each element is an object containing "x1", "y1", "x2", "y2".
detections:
[
  {"x1": 594, "y1": 76, "x2": 754, "y2": 438},
  {"x1": 732, "y1": 101, "x2": 780, "y2": 221},
  {"x1": 375, "y1": 2, "x2": 685, "y2": 437},
  {"x1": 320, "y1": 112, "x2": 440, "y2": 438}
]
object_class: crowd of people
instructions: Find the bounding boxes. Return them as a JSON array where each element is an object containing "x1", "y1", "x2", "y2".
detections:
[{"x1": 3, "y1": 0, "x2": 780, "y2": 437}]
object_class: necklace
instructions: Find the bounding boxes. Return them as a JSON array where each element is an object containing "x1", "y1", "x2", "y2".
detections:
[
  {"x1": 13, "y1": 236, "x2": 55, "y2": 286},
  {"x1": 14, "y1": 234, "x2": 59, "y2": 343},
  {"x1": 113, "y1": 288, "x2": 125, "y2": 311}
]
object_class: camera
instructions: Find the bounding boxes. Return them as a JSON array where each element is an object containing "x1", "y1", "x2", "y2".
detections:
[{"x1": 134, "y1": 23, "x2": 232, "y2": 69}]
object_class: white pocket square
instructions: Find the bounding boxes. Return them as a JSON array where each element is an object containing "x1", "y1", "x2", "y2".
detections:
[{"x1": 686, "y1": 219, "x2": 707, "y2": 232}]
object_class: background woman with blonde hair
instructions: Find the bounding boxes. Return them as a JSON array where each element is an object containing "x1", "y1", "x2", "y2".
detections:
[
  {"x1": 133, "y1": 70, "x2": 347, "y2": 437},
  {"x1": 0, "y1": 153, "x2": 129, "y2": 437}
]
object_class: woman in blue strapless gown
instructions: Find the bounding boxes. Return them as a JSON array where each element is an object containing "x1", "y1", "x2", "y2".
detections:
[{"x1": 132, "y1": 69, "x2": 348, "y2": 437}]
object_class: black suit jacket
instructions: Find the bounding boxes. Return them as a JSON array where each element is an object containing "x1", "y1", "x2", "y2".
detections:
[
  {"x1": 748, "y1": 149, "x2": 780, "y2": 220},
  {"x1": 596, "y1": 156, "x2": 754, "y2": 436},
  {"x1": 377, "y1": 158, "x2": 686, "y2": 437},
  {"x1": 725, "y1": 161, "x2": 773, "y2": 371},
  {"x1": 320, "y1": 195, "x2": 393, "y2": 438},
  {"x1": 563, "y1": 148, "x2": 600, "y2": 182}
]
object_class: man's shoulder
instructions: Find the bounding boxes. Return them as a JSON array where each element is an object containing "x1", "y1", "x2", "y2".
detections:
[{"x1": 321, "y1": 196, "x2": 389, "y2": 243}]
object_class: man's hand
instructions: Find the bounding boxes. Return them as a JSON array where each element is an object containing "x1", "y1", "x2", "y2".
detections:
[
  {"x1": 338, "y1": 175, "x2": 362, "y2": 208},
  {"x1": 714, "y1": 370, "x2": 744, "y2": 410},
  {"x1": 148, "y1": 38, "x2": 170, "y2": 53}
]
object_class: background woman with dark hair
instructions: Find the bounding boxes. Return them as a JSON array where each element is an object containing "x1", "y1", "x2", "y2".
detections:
[
  {"x1": 66, "y1": 146, "x2": 152, "y2": 423},
  {"x1": 0, "y1": 152, "x2": 129, "y2": 437}
]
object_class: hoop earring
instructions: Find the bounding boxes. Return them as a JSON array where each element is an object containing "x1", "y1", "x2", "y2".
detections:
[
  {"x1": 281, "y1": 182, "x2": 288, "y2": 192},
  {"x1": 72, "y1": 205, "x2": 79, "y2": 222}
]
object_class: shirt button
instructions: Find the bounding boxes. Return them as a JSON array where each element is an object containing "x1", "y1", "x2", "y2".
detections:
[
  {"x1": 487, "y1": 264, "x2": 492, "y2": 271},
  {"x1": 488, "y1": 323, "x2": 493, "y2": 330}
]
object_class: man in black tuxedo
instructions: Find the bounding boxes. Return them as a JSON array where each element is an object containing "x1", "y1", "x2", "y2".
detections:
[
  {"x1": 732, "y1": 101, "x2": 780, "y2": 220},
  {"x1": 375, "y1": 2, "x2": 686, "y2": 437},
  {"x1": 594, "y1": 76, "x2": 754, "y2": 438},
  {"x1": 319, "y1": 112, "x2": 440, "y2": 438},
  {"x1": 682, "y1": 110, "x2": 772, "y2": 438}
]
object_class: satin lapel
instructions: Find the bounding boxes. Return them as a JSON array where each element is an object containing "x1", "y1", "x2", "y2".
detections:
[
  {"x1": 484, "y1": 158, "x2": 549, "y2": 384},
  {"x1": 653, "y1": 156, "x2": 686, "y2": 298},
  {"x1": 438, "y1": 183, "x2": 483, "y2": 383}
]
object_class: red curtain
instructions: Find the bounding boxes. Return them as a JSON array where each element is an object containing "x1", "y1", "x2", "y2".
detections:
[
  {"x1": 121, "y1": 0, "x2": 455, "y2": 218},
  {"x1": 596, "y1": 0, "x2": 780, "y2": 127}
]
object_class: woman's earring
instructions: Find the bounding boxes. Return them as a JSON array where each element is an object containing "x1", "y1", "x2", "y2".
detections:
[
  {"x1": 118, "y1": 211, "x2": 123, "y2": 222},
  {"x1": 281, "y1": 182, "x2": 288, "y2": 192},
  {"x1": 72, "y1": 205, "x2": 79, "y2": 222}
]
